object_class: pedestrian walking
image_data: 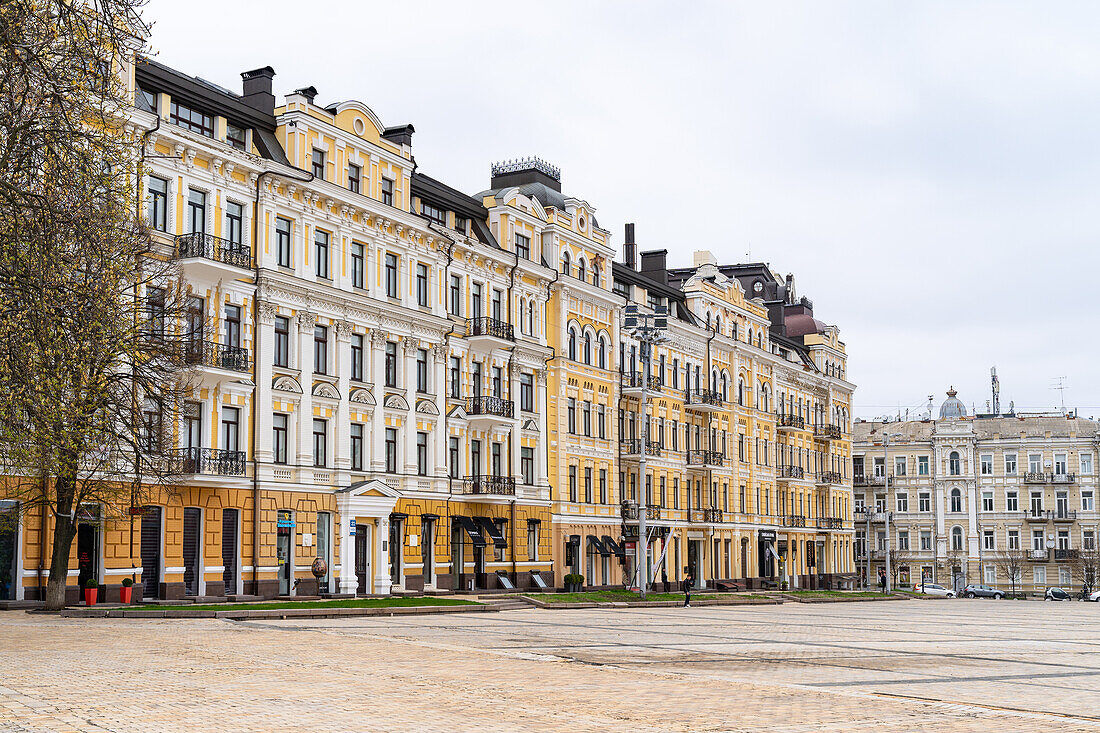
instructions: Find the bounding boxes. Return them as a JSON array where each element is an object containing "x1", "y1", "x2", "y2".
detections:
[
  {"x1": 661, "y1": 568, "x2": 670, "y2": 593},
  {"x1": 878, "y1": 567, "x2": 887, "y2": 594},
  {"x1": 683, "y1": 567, "x2": 695, "y2": 607}
]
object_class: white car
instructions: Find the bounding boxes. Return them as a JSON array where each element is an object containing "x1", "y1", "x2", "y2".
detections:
[
  {"x1": 919, "y1": 583, "x2": 955, "y2": 598},
  {"x1": 1089, "y1": 589, "x2": 1100, "y2": 602}
]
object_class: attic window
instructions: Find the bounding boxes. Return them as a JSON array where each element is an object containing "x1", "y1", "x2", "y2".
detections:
[
  {"x1": 353, "y1": 117, "x2": 366, "y2": 135},
  {"x1": 226, "y1": 124, "x2": 246, "y2": 151},
  {"x1": 579, "y1": 216, "x2": 586, "y2": 229},
  {"x1": 422, "y1": 202, "x2": 446, "y2": 226}
]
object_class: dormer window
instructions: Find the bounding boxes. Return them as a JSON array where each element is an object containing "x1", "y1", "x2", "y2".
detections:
[
  {"x1": 514, "y1": 234, "x2": 530, "y2": 260},
  {"x1": 170, "y1": 100, "x2": 213, "y2": 137},
  {"x1": 421, "y1": 202, "x2": 446, "y2": 226},
  {"x1": 226, "y1": 123, "x2": 246, "y2": 151},
  {"x1": 454, "y1": 215, "x2": 469, "y2": 235},
  {"x1": 311, "y1": 149, "x2": 326, "y2": 180}
]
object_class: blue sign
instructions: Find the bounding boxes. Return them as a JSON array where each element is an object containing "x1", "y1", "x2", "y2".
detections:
[
  {"x1": 350, "y1": 519, "x2": 356, "y2": 536},
  {"x1": 277, "y1": 517, "x2": 296, "y2": 529}
]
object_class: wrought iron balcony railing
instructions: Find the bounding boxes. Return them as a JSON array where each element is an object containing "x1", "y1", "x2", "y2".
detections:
[
  {"x1": 685, "y1": 388, "x2": 723, "y2": 407},
  {"x1": 784, "y1": 514, "x2": 807, "y2": 528},
  {"x1": 1051, "y1": 472, "x2": 1077, "y2": 484},
  {"x1": 168, "y1": 447, "x2": 246, "y2": 476},
  {"x1": 467, "y1": 395, "x2": 514, "y2": 419},
  {"x1": 816, "y1": 516, "x2": 845, "y2": 529},
  {"x1": 687, "y1": 450, "x2": 724, "y2": 467},
  {"x1": 1024, "y1": 472, "x2": 1047, "y2": 484},
  {"x1": 462, "y1": 475, "x2": 516, "y2": 496},
  {"x1": 776, "y1": 413, "x2": 806, "y2": 429},
  {"x1": 777, "y1": 465, "x2": 804, "y2": 480},
  {"x1": 620, "y1": 438, "x2": 661, "y2": 457},
  {"x1": 184, "y1": 340, "x2": 251, "y2": 372},
  {"x1": 815, "y1": 424, "x2": 842, "y2": 440},
  {"x1": 818, "y1": 471, "x2": 843, "y2": 485},
  {"x1": 1052, "y1": 509, "x2": 1077, "y2": 522},
  {"x1": 175, "y1": 232, "x2": 252, "y2": 269},
  {"x1": 622, "y1": 371, "x2": 662, "y2": 391},
  {"x1": 1053, "y1": 548, "x2": 1078, "y2": 561},
  {"x1": 621, "y1": 503, "x2": 661, "y2": 521},
  {"x1": 467, "y1": 316, "x2": 515, "y2": 342}
]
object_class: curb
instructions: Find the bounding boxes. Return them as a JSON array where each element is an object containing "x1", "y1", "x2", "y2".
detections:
[
  {"x1": 774, "y1": 593, "x2": 909, "y2": 604},
  {"x1": 519, "y1": 595, "x2": 782, "y2": 609},
  {"x1": 57, "y1": 604, "x2": 496, "y2": 620}
]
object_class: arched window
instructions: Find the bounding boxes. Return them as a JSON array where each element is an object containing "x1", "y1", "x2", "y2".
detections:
[
  {"x1": 597, "y1": 336, "x2": 607, "y2": 369},
  {"x1": 721, "y1": 373, "x2": 728, "y2": 400},
  {"x1": 591, "y1": 264, "x2": 600, "y2": 287},
  {"x1": 950, "y1": 488, "x2": 962, "y2": 513},
  {"x1": 568, "y1": 327, "x2": 577, "y2": 361},
  {"x1": 748, "y1": 327, "x2": 753, "y2": 345},
  {"x1": 518, "y1": 300, "x2": 526, "y2": 334},
  {"x1": 711, "y1": 369, "x2": 718, "y2": 392},
  {"x1": 715, "y1": 316, "x2": 722, "y2": 335},
  {"x1": 951, "y1": 526, "x2": 963, "y2": 550},
  {"x1": 949, "y1": 451, "x2": 961, "y2": 476},
  {"x1": 583, "y1": 332, "x2": 592, "y2": 364},
  {"x1": 577, "y1": 258, "x2": 586, "y2": 282},
  {"x1": 760, "y1": 384, "x2": 770, "y2": 413},
  {"x1": 561, "y1": 251, "x2": 570, "y2": 276},
  {"x1": 737, "y1": 378, "x2": 744, "y2": 406},
  {"x1": 528, "y1": 303, "x2": 536, "y2": 336}
]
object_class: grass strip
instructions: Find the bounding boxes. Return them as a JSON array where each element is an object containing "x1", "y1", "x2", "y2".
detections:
[{"x1": 149, "y1": 597, "x2": 478, "y2": 612}]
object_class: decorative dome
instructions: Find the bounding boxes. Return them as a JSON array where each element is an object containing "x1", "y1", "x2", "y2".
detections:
[{"x1": 939, "y1": 386, "x2": 967, "y2": 419}]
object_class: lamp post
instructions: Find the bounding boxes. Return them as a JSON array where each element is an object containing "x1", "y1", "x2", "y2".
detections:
[{"x1": 623, "y1": 304, "x2": 668, "y2": 600}]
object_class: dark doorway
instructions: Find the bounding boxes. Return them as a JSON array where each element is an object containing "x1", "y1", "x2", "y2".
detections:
[
  {"x1": 182, "y1": 508, "x2": 201, "y2": 596},
  {"x1": 389, "y1": 519, "x2": 401, "y2": 587},
  {"x1": 221, "y1": 508, "x2": 238, "y2": 596},
  {"x1": 140, "y1": 507, "x2": 161, "y2": 599},
  {"x1": 77, "y1": 522, "x2": 99, "y2": 592},
  {"x1": 355, "y1": 527, "x2": 369, "y2": 594},
  {"x1": 277, "y1": 510, "x2": 293, "y2": 596},
  {"x1": 0, "y1": 501, "x2": 16, "y2": 600},
  {"x1": 687, "y1": 539, "x2": 699, "y2": 587}
]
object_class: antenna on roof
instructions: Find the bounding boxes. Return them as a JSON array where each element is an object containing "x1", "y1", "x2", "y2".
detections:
[
  {"x1": 991, "y1": 366, "x2": 1000, "y2": 415},
  {"x1": 1052, "y1": 376, "x2": 1067, "y2": 414}
]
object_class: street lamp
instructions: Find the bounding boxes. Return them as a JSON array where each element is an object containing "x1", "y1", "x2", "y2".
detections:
[{"x1": 623, "y1": 303, "x2": 668, "y2": 600}]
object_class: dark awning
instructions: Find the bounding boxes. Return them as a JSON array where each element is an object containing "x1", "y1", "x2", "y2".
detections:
[
  {"x1": 587, "y1": 535, "x2": 611, "y2": 556},
  {"x1": 601, "y1": 535, "x2": 626, "y2": 558},
  {"x1": 452, "y1": 515, "x2": 486, "y2": 547},
  {"x1": 476, "y1": 516, "x2": 507, "y2": 549}
]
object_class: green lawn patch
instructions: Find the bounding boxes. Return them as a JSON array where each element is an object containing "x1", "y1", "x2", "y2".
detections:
[
  {"x1": 540, "y1": 590, "x2": 722, "y2": 603},
  {"x1": 150, "y1": 597, "x2": 477, "y2": 612}
]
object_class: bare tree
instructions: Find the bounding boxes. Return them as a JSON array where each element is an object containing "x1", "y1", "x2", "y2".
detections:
[
  {"x1": 0, "y1": 0, "x2": 194, "y2": 609},
  {"x1": 1073, "y1": 547, "x2": 1099, "y2": 595},
  {"x1": 992, "y1": 548, "x2": 1026, "y2": 598},
  {"x1": 888, "y1": 548, "x2": 913, "y2": 588}
]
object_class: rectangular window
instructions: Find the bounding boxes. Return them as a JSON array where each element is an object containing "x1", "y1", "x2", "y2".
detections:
[
  {"x1": 219, "y1": 407, "x2": 240, "y2": 452},
  {"x1": 351, "y1": 243, "x2": 365, "y2": 289},
  {"x1": 521, "y1": 447, "x2": 534, "y2": 485},
  {"x1": 416, "y1": 263, "x2": 429, "y2": 307},
  {"x1": 421, "y1": 201, "x2": 446, "y2": 225},
  {"x1": 170, "y1": 100, "x2": 214, "y2": 137},
  {"x1": 313, "y1": 325, "x2": 328, "y2": 374},
  {"x1": 1006, "y1": 490, "x2": 1018, "y2": 512},
  {"x1": 381, "y1": 177, "x2": 394, "y2": 206},
  {"x1": 226, "y1": 123, "x2": 246, "y2": 151},
  {"x1": 918, "y1": 456, "x2": 929, "y2": 476},
  {"x1": 520, "y1": 373, "x2": 534, "y2": 412},
  {"x1": 224, "y1": 304, "x2": 241, "y2": 348},
  {"x1": 896, "y1": 492, "x2": 908, "y2": 512},
  {"x1": 385, "y1": 252, "x2": 398, "y2": 297},
  {"x1": 312, "y1": 148, "x2": 326, "y2": 179},
  {"x1": 416, "y1": 432, "x2": 428, "y2": 476},
  {"x1": 224, "y1": 201, "x2": 243, "y2": 245},
  {"x1": 897, "y1": 532, "x2": 910, "y2": 551},
  {"x1": 1081, "y1": 454, "x2": 1094, "y2": 475},
  {"x1": 348, "y1": 163, "x2": 361, "y2": 193},
  {"x1": 312, "y1": 419, "x2": 327, "y2": 467},
  {"x1": 349, "y1": 334, "x2": 364, "y2": 381},
  {"x1": 385, "y1": 428, "x2": 397, "y2": 473},
  {"x1": 272, "y1": 413, "x2": 288, "y2": 464},
  {"x1": 314, "y1": 230, "x2": 329, "y2": 279},
  {"x1": 350, "y1": 424, "x2": 363, "y2": 471},
  {"x1": 274, "y1": 316, "x2": 289, "y2": 368},
  {"x1": 1029, "y1": 453, "x2": 1042, "y2": 473},
  {"x1": 983, "y1": 529, "x2": 995, "y2": 551},
  {"x1": 599, "y1": 469, "x2": 607, "y2": 504},
  {"x1": 527, "y1": 522, "x2": 539, "y2": 562},
  {"x1": 920, "y1": 531, "x2": 932, "y2": 551},
  {"x1": 276, "y1": 217, "x2": 292, "y2": 268},
  {"x1": 385, "y1": 342, "x2": 397, "y2": 388},
  {"x1": 416, "y1": 349, "x2": 428, "y2": 393},
  {"x1": 981, "y1": 454, "x2": 993, "y2": 475},
  {"x1": 146, "y1": 176, "x2": 168, "y2": 231},
  {"x1": 449, "y1": 356, "x2": 461, "y2": 398},
  {"x1": 1084, "y1": 530, "x2": 1096, "y2": 551},
  {"x1": 1083, "y1": 491, "x2": 1094, "y2": 511},
  {"x1": 454, "y1": 215, "x2": 468, "y2": 235},
  {"x1": 1007, "y1": 529, "x2": 1020, "y2": 550},
  {"x1": 449, "y1": 275, "x2": 462, "y2": 315},
  {"x1": 449, "y1": 437, "x2": 460, "y2": 479},
  {"x1": 567, "y1": 398, "x2": 576, "y2": 434},
  {"x1": 187, "y1": 190, "x2": 206, "y2": 233},
  {"x1": 584, "y1": 467, "x2": 593, "y2": 503},
  {"x1": 514, "y1": 234, "x2": 530, "y2": 260},
  {"x1": 145, "y1": 287, "x2": 165, "y2": 341},
  {"x1": 894, "y1": 456, "x2": 907, "y2": 476},
  {"x1": 568, "y1": 465, "x2": 577, "y2": 502},
  {"x1": 1005, "y1": 453, "x2": 1017, "y2": 475},
  {"x1": 982, "y1": 491, "x2": 994, "y2": 512}
]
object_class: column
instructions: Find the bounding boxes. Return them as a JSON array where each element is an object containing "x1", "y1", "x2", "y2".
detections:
[
  {"x1": 370, "y1": 329, "x2": 386, "y2": 471},
  {"x1": 338, "y1": 511, "x2": 355, "y2": 594},
  {"x1": 335, "y1": 321, "x2": 353, "y2": 474},
  {"x1": 403, "y1": 336, "x2": 418, "y2": 475},
  {"x1": 375, "y1": 516, "x2": 392, "y2": 595},
  {"x1": 295, "y1": 312, "x2": 316, "y2": 466},
  {"x1": 433, "y1": 343, "x2": 448, "y2": 478},
  {"x1": 254, "y1": 301, "x2": 276, "y2": 463}
]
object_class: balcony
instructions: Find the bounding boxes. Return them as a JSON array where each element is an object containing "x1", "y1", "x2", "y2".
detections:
[
  {"x1": 1024, "y1": 472, "x2": 1047, "y2": 484},
  {"x1": 620, "y1": 438, "x2": 661, "y2": 458},
  {"x1": 1052, "y1": 509, "x2": 1077, "y2": 523},
  {"x1": 1023, "y1": 509, "x2": 1049, "y2": 522},
  {"x1": 466, "y1": 317, "x2": 514, "y2": 354},
  {"x1": 1028, "y1": 549, "x2": 1050, "y2": 561},
  {"x1": 621, "y1": 503, "x2": 661, "y2": 521},
  {"x1": 1053, "y1": 548, "x2": 1079, "y2": 562},
  {"x1": 784, "y1": 514, "x2": 808, "y2": 528},
  {"x1": 854, "y1": 475, "x2": 888, "y2": 487},
  {"x1": 777, "y1": 465, "x2": 805, "y2": 481},
  {"x1": 817, "y1": 471, "x2": 843, "y2": 485},
  {"x1": 174, "y1": 232, "x2": 253, "y2": 278},
  {"x1": 687, "y1": 450, "x2": 724, "y2": 467},
  {"x1": 466, "y1": 395, "x2": 514, "y2": 428},
  {"x1": 621, "y1": 371, "x2": 661, "y2": 397},
  {"x1": 776, "y1": 413, "x2": 807, "y2": 432},
  {"x1": 816, "y1": 517, "x2": 845, "y2": 530},
  {"x1": 184, "y1": 340, "x2": 251, "y2": 373},
  {"x1": 815, "y1": 424, "x2": 842, "y2": 441},
  {"x1": 1051, "y1": 472, "x2": 1076, "y2": 485},
  {"x1": 688, "y1": 508, "x2": 724, "y2": 523},
  {"x1": 461, "y1": 475, "x2": 516, "y2": 496},
  {"x1": 169, "y1": 447, "x2": 246, "y2": 476},
  {"x1": 684, "y1": 388, "x2": 724, "y2": 413}
]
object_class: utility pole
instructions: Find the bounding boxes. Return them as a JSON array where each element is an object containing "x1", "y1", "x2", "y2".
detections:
[{"x1": 884, "y1": 430, "x2": 891, "y2": 593}]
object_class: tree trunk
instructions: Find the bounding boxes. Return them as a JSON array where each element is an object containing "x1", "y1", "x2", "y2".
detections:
[{"x1": 44, "y1": 474, "x2": 78, "y2": 611}]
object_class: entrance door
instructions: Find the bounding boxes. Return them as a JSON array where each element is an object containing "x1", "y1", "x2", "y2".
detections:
[
  {"x1": 0, "y1": 501, "x2": 16, "y2": 600},
  {"x1": 140, "y1": 508, "x2": 161, "y2": 599},
  {"x1": 182, "y1": 508, "x2": 201, "y2": 596},
  {"x1": 687, "y1": 540, "x2": 699, "y2": 587},
  {"x1": 276, "y1": 510, "x2": 292, "y2": 596},
  {"x1": 473, "y1": 545, "x2": 487, "y2": 589},
  {"x1": 355, "y1": 525, "x2": 371, "y2": 594},
  {"x1": 77, "y1": 522, "x2": 99, "y2": 592},
  {"x1": 221, "y1": 508, "x2": 238, "y2": 596},
  {"x1": 389, "y1": 520, "x2": 401, "y2": 587}
]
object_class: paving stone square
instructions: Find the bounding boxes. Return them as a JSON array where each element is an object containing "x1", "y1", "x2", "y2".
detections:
[{"x1": 1, "y1": 598, "x2": 1098, "y2": 731}]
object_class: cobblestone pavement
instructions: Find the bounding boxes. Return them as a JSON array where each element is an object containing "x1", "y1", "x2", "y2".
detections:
[{"x1": 1, "y1": 599, "x2": 1099, "y2": 732}]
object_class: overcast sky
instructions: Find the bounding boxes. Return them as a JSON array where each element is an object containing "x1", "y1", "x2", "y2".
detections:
[{"x1": 144, "y1": 1, "x2": 1100, "y2": 420}]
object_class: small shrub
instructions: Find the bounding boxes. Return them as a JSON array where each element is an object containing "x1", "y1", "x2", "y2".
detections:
[
  {"x1": 84, "y1": 578, "x2": 98, "y2": 589},
  {"x1": 121, "y1": 578, "x2": 133, "y2": 587}
]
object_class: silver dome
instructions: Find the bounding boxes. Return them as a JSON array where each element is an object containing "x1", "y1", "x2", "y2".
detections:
[{"x1": 939, "y1": 387, "x2": 967, "y2": 419}]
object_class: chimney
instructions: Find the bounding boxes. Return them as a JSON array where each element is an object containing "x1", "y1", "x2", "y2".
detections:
[
  {"x1": 693, "y1": 250, "x2": 717, "y2": 267},
  {"x1": 240, "y1": 66, "x2": 275, "y2": 115},
  {"x1": 624, "y1": 223, "x2": 637, "y2": 269},
  {"x1": 293, "y1": 85, "x2": 318, "y2": 105},
  {"x1": 639, "y1": 249, "x2": 668, "y2": 284}
]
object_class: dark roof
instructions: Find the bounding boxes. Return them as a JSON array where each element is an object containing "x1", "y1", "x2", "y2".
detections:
[
  {"x1": 611, "y1": 262, "x2": 698, "y2": 325},
  {"x1": 478, "y1": 181, "x2": 569, "y2": 212},
  {"x1": 412, "y1": 172, "x2": 498, "y2": 249}
]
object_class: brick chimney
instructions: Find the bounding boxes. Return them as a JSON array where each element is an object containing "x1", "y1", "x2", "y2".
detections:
[
  {"x1": 624, "y1": 223, "x2": 637, "y2": 269},
  {"x1": 240, "y1": 66, "x2": 275, "y2": 115}
]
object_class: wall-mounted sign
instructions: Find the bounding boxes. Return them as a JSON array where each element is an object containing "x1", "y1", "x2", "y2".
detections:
[{"x1": 277, "y1": 517, "x2": 296, "y2": 529}]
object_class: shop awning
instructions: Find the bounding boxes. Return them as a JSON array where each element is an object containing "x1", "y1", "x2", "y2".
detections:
[
  {"x1": 452, "y1": 515, "x2": 486, "y2": 547},
  {"x1": 601, "y1": 535, "x2": 626, "y2": 558},
  {"x1": 587, "y1": 535, "x2": 611, "y2": 556},
  {"x1": 476, "y1": 516, "x2": 507, "y2": 548}
]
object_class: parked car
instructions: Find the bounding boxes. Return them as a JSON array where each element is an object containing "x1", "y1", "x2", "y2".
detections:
[
  {"x1": 1088, "y1": 589, "x2": 1100, "y2": 602},
  {"x1": 919, "y1": 583, "x2": 955, "y2": 598},
  {"x1": 1045, "y1": 587, "x2": 1072, "y2": 601},
  {"x1": 962, "y1": 584, "x2": 1005, "y2": 599}
]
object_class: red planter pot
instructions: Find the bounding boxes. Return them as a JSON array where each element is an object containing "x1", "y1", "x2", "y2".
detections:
[
  {"x1": 84, "y1": 588, "x2": 98, "y2": 606},
  {"x1": 119, "y1": 586, "x2": 132, "y2": 604}
]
